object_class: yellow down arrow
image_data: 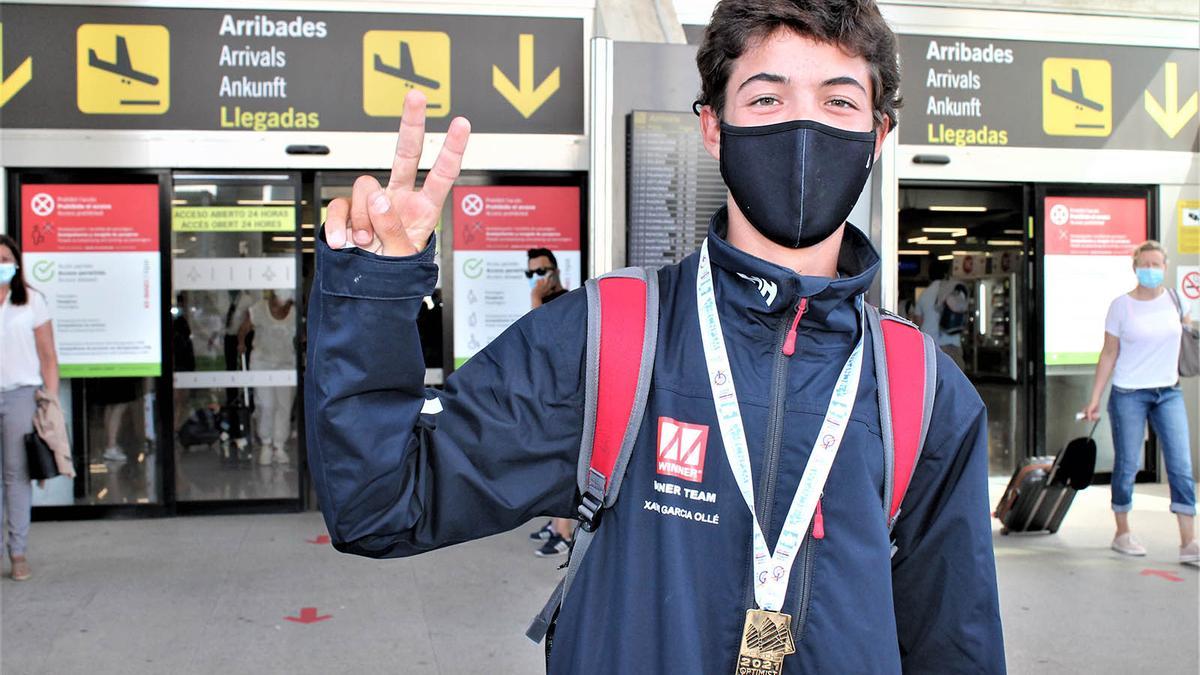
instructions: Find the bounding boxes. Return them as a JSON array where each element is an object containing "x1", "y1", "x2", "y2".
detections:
[
  {"x1": 1144, "y1": 62, "x2": 1198, "y2": 139},
  {"x1": 492, "y1": 34, "x2": 560, "y2": 119},
  {"x1": 0, "y1": 23, "x2": 34, "y2": 107}
]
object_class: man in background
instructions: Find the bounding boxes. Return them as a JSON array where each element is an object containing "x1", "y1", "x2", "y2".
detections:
[{"x1": 525, "y1": 247, "x2": 573, "y2": 556}]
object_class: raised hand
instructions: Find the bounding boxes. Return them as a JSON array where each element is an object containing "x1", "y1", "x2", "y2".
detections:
[{"x1": 325, "y1": 90, "x2": 471, "y2": 256}]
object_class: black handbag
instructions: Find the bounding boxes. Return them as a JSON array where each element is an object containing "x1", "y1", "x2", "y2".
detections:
[{"x1": 24, "y1": 431, "x2": 59, "y2": 480}]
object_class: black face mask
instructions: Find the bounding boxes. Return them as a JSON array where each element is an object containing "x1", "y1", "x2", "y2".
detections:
[{"x1": 719, "y1": 119, "x2": 876, "y2": 248}]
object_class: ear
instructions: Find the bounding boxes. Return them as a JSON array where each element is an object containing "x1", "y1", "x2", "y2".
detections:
[
  {"x1": 699, "y1": 105, "x2": 722, "y2": 162},
  {"x1": 873, "y1": 115, "x2": 892, "y2": 161}
]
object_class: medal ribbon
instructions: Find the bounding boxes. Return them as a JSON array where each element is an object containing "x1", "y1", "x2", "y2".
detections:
[{"x1": 697, "y1": 240, "x2": 864, "y2": 612}]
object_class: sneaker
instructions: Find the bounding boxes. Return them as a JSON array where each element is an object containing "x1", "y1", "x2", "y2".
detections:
[
  {"x1": 10, "y1": 556, "x2": 30, "y2": 581},
  {"x1": 102, "y1": 446, "x2": 127, "y2": 462},
  {"x1": 257, "y1": 444, "x2": 273, "y2": 466},
  {"x1": 529, "y1": 521, "x2": 555, "y2": 541},
  {"x1": 272, "y1": 447, "x2": 290, "y2": 465},
  {"x1": 534, "y1": 534, "x2": 571, "y2": 557},
  {"x1": 1181, "y1": 541, "x2": 1200, "y2": 566},
  {"x1": 1111, "y1": 533, "x2": 1147, "y2": 556}
]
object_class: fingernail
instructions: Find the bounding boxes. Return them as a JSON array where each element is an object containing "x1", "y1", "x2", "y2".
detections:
[
  {"x1": 353, "y1": 230, "x2": 372, "y2": 246},
  {"x1": 370, "y1": 192, "x2": 390, "y2": 214},
  {"x1": 327, "y1": 228, "x2": 345, "y2": 248}
]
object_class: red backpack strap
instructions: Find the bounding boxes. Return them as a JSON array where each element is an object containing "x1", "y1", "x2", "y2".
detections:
[
  {"x1": 527, "y1": 267, "x2": 659, "y2": 645},
  {"x1": 865, "y1": 304, "x2": 937, "y2": 535},
  {"x1": 576, "y1": 267, "x2": 659, "y2": 528}
]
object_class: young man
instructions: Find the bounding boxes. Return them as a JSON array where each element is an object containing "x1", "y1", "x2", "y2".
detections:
[{"x1": 308, "y1": 0, "x2": 1005, "y2": 672}]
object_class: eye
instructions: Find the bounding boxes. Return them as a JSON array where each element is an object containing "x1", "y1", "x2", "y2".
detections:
[
  {"x1": 750, "y1": 95, "x2": 780, "y2": 107},
  {"x1": 827, "y1": 97, "x2": 859, "y2": 110}
]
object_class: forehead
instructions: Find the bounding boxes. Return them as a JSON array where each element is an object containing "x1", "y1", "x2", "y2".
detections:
[
  {"x1": 1135, "y1": 249, "x2": 1165, "y2": 263},
  {"x1": 0, "y1": 245, "x2": 13, "y2": 260},
  {"x1": 729, "y1": 28, "x2": 872, "y2": 92}
]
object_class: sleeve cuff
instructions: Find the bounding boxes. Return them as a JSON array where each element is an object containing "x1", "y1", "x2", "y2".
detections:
[{"x1": 317, "y1": 227, "x2": 438, "y2": 301}]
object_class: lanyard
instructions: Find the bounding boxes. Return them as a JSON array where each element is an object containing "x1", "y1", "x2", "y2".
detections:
[{"x1": 697, "y1": 240, "x2": 864, "y2": 612}]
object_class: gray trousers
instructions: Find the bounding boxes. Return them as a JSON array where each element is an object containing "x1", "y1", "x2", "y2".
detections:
[{"x1": 0, "y1": 385, "x2": 37, "y2": 557}]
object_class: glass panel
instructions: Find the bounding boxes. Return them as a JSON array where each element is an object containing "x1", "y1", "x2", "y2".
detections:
[
  {"x1": 15, "y1": 179, "x2": 164, "y2": 506},
  {"x1": 171, "y1": 173, "x2": 300, "y2": 501},
  {"x1": 898, "y1": 185, "x2": 1026, "y2": 477},
  {"x1": 1041, "y1": 193, "x2": 1148, "y2": 472}
]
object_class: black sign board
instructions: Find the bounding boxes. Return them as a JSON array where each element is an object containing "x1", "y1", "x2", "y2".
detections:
[
  {"x1": 627, "y1": 111, "x2": 725, "y2": 268},
  {"x1": 897, "y1": 34, "x2": 1198, "y2": 152},
  {"x1": 0, "y1": 3, "x2": 584, "y2": 134}
]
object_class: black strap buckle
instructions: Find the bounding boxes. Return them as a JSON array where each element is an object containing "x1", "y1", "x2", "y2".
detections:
[{"x1": 576, "y1": 491, "x2": 604, "y2": 532}]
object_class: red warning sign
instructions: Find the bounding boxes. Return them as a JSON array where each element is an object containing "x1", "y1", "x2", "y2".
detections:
[{"x1": 1182, "y1": 271, "x2": 1200, "y2": 300}]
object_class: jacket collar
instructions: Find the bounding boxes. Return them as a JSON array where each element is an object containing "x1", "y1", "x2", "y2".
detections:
[{"x1": 704, "y1": 206, "x2": 880, "y2": 334}]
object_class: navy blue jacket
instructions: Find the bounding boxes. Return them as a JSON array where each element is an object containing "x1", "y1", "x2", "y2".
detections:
[{"x1": 305, "y1": 210, "x2": 1006, "y2": 673}]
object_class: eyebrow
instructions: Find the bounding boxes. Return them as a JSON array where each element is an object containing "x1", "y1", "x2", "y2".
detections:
[
  {"x1": 822, "y1": 76, "x2": 867, "y2": 94},
  {"x1": 736, "y1": 72, "x2": 789, "y2": 91},
  {"x1": 736, "y1": 73, "x2": 868, "y2": 95}
]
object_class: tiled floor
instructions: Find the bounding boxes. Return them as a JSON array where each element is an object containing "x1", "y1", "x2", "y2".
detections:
[{"x1": 3, "y1": 481, "x2": 1197, "y2": 674}]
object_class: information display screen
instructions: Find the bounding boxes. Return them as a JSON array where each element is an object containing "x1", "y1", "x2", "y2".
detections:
[{"x1": 626, "y1": 110, "x2": 726, "y2": 268}]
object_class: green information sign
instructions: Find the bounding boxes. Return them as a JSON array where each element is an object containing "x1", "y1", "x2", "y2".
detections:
[
  {"x1": 60, "y1": 363, "x2": 162, "y2": 378},
  {"x1": 172, "y1": 206, "x2": 295, "y2": 231}
]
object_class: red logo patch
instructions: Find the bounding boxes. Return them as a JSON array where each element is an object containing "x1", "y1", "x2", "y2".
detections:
[{"x1": 656, "y1": 417, "x2": 709, "y2": 483}]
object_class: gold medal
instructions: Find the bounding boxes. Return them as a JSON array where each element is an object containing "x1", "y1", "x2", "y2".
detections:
[{"x1": 735, "y1": 609, "x2": 796, "y2": 675}]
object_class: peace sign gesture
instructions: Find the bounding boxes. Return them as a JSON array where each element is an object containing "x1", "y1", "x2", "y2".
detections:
[{"x1": 325, "y1": 89, "x2": 471, "y2": 256}]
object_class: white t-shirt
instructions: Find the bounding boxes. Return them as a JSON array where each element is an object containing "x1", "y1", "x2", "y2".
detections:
[
  {"x1": 915, "y1": 279, "x2": 964, "y2": 347},
  {"x1": 1104, "y1": 291, "x2": 1184, "y2": 389},
  {"x1": 247, "y1": 299, "x2": 296, "y2": 370},
  {"x1": 0, "y1": 289, "x2": 51, "y2": 390}
]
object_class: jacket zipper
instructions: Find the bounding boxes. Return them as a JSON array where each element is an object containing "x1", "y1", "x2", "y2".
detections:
[
  {"x1": 743, "y1": 298, "x2": 809, "y2": 614},
  {"x1": 790, "y1": 527, "x2": 819, "y2": 643}
]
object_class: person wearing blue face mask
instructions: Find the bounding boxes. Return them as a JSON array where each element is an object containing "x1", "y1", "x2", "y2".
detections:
[
  {"x1": 526, "y1": 247, "x2": 566, "y2": 310},
  {"x1": 0, "y1": 234, "x2": 61, "y2": 581},
  {"x1": 1084, "y1": 240, "x2": 1197, "y2": 565},
  {"x1": 524, "y1": 247, "x2": 574, "y2": 557}
]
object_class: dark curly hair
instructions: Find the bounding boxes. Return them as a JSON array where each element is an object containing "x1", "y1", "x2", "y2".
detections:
[{"x1": 695, "y1": 0, "x2": 902, "y2": 130}]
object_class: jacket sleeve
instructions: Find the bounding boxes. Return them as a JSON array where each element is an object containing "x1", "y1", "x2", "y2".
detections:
[
  {"x1": 890, "y1": 352, "x2": 1007, "y2": 674},
  {"x1": 304, "y1": 232, "x2": 586, "y2": 559}
]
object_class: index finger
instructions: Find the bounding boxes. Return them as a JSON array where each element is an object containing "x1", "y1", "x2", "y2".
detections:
[{"x1": 388, "y1": 89, "x2": 427, "y2": 192}]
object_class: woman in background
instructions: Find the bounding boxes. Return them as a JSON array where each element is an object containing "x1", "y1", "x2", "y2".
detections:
[
  {"x1": 1084, "y1": 240, "x2": 1197, "y2": 565},
  {"x1": 0, "y1": 234, "x2": 60, "y2": 580},
  {"x1": 239, "y1": 289, "x2": 297, "y2": 466}
]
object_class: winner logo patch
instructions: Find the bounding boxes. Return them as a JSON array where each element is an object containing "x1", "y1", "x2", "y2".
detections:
[{"x1": 656, "y1": 417, "x2": 709, "y2": 483}]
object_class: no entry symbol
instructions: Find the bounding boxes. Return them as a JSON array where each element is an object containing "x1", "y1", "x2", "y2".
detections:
[{"x1": 1182, "y1": 271, "x2": 1200, "y2": 300}]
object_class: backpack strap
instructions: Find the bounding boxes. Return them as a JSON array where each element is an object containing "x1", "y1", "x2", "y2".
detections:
[
  {"x1": 865, "y1": 304, "x2": 937, "y2": 538},
  {"x1": 526, "y1": 267, "x2": 658, "y2": 645}
]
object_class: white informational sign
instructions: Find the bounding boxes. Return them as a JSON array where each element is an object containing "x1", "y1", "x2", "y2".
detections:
[
  {"x1": 451, "y1": 186, "x2": 582, "y2": 368},
  {"x1": 1043, "y1": 195, "x2": 1146, "y2": 366},
  {"x1": 21, "y1": 184, "x2": 162, "y2": 378}
]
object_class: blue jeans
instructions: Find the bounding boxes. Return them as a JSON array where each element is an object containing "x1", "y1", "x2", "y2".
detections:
[{"x1": 1108, "y1": 385, "x2": 1196, "y2": 516}]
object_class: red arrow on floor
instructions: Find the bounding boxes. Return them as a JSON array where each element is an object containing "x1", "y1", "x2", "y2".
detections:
[
  {"x1": 1140, "y1": 569, "x2": 1184, "y2": 582},
  {"x1": 285, "y1": 607, "x2": 332, "y2": 624},
  {"x1": 306, "y1": 534, "x2": 331, "y2": 545}
]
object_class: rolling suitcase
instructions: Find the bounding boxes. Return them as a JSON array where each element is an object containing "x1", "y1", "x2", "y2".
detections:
[
  {"x1": 996, "y1": 421, "x2": 1098, "y2": 534},
  {"x1": 219, "y1": 354, "x2": 254, "y2": 466}
]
